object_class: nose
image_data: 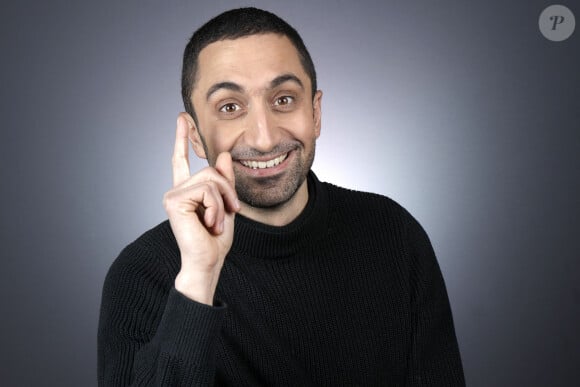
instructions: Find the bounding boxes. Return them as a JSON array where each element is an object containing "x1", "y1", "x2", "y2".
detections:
[{"x1": 244, "y1": 102, "x2": 279, "y2": 153}]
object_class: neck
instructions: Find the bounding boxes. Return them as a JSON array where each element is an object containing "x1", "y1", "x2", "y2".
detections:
[{"x1": 238, "y1": 181, "x2": 309, "y2": 226}]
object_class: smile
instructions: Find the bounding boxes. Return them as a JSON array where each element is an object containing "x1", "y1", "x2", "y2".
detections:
[{"x1": 240, "y1": 153, "x2": 288, "y2": 169}]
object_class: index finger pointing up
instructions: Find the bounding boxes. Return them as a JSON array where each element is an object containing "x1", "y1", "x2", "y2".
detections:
[{"x1": 172, "y1": 114, "x2": 191, "y2": 187}]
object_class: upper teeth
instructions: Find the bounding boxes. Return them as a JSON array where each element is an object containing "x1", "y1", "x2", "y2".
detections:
[{"x1": 241, "y1": 153, "x2": 288, "y2": 169}]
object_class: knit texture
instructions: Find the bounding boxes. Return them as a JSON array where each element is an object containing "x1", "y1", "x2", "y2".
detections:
[{"x1": 98, "y1": 172, "x2": 465, "y2": 386}]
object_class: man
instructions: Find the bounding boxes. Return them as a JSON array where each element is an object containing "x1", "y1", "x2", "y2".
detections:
[{"x1": 98, "y1": 7, "x2": 465, "y2": 386}]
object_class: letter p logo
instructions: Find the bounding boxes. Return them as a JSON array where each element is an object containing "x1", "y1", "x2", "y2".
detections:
[
  {"x1": 539, "y1": 5, "x2": 576, "y2": 41},
  {"x1": 550, "y1": 15, "x2": 565, "y2": 30}
]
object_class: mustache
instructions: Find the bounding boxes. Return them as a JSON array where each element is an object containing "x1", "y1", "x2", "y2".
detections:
[{"x1": 229, "y1": 141, "x2": 300, "y2": 160}]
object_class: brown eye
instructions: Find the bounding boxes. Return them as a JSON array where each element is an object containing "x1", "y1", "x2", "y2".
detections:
[
  {"x1": 219, "y1": 103, "x2": 240, "y2": 113},
  {"x1": 274, "y1": 96, "x2": 294, "y2": 106}
]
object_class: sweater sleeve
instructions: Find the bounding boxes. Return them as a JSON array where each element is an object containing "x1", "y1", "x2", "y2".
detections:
[
  {"x1": 97, "y1": 243, "x2": 226, "y2": 386},
  {"x1": 404, "y1": 217, "x2": 466, "y2": 386}
]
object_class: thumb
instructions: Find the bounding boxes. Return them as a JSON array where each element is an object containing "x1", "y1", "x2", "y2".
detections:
[{"x1": 215, "y1": 152, "x2": 235, "y2": 189}]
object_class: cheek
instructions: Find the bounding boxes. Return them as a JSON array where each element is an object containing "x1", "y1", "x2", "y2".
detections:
[
  {"x1": 273, "y1": 104, "x2": 315, "y2": 130},
  {"x1": 288, "y1": 114, "x2": 318, "y2": 141},
  {"x1": 204, "y1": 123, "x2": 243, "y2": 152}
]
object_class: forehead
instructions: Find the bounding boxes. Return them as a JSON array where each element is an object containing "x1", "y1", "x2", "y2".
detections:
[{"x1": 194, "y1": 33, "x2": 310, "y2": 93}]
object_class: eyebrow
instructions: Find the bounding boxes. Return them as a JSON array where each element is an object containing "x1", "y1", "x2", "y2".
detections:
[
  {"x1": 205, "y1": 73, "x2": 304, "y2": 101},
  {"x1": 206, "y1": 82, "x2": 244, "y2": 101},
  {"x1": 270, "y1": 73, "x2": 304, "y2": 90}
]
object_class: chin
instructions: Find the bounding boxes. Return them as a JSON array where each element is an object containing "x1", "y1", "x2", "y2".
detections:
[{"x1": 236, "y1": 174, "x2": 306, "y2": 209}]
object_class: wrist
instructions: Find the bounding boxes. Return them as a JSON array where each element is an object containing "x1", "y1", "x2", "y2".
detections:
[{"x1": 174, "y1": 270, "x2": 217, "y2": 306}]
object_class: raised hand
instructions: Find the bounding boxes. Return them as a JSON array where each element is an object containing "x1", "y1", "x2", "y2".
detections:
[{"x1": 163, "y1": 114, "x2": 240, "y2": 305}]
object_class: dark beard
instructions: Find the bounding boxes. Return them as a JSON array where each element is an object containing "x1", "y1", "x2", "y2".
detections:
[
  {"x1": 234, "y1": 144, "x2": 314, "y2": 208},
  {"x1": 235, "y1": 169, "x2": 307, "y2": 209},
  {"x1": 199, "y1": 129, "x2": 316, "y2": 209}
]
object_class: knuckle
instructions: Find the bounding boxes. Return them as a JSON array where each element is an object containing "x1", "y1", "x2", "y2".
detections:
[
  {"x1": 198, "y1": 180, "x2": 217, "y2": 194},
  {"x1": 162, "y1": 192, "x2": 177, "y2": 211},
  {"x1": 206, "y1": 180, "x2": 219, "y2": 190}
]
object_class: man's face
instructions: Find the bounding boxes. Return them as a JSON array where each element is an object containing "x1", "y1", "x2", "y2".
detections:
[{"x1": 188, "y1": 33, "x2": 322, "y2": 208}]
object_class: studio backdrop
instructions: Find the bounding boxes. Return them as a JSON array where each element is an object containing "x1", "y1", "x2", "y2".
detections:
[{"x1": 1, "y1": 1, "x2": 578, "y2": 386}]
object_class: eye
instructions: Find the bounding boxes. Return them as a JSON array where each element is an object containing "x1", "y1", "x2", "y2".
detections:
[
  {"x1": 273, "y1": 96, "x2": 294, "y2": 106},
  {"x1": 219, "y1": 103, "x2": 241, "y2": 114}
]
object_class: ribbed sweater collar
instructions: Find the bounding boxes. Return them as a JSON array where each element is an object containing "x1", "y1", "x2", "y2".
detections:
[{"x1": 230, "y1": 171, "x2": 329, "y2": 259}]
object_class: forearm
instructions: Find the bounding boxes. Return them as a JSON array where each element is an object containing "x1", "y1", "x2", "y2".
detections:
[{"x1": 99, "y1": 288, "x2": 226, "y2": 386}]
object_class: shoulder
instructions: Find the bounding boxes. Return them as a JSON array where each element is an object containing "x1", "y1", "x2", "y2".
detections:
[
  {"x1": 103, "y1": 220, "x2": 179, "y2": 293},
  {"x1": 320, "y1": 181, "x2": 433, "y2": 254},
  {"x1": 318, "y1": 181, "x2": 442, "y2": 292},
  {"x1": 322, "y1": 181, "x2": 418, "y2": 228},
  {"x1": 99, "y1": 221, "x2": 180, "y2": 341}
]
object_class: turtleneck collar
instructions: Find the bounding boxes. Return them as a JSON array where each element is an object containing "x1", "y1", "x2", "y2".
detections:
[{"x1": 230, "y1": 171, "x2": 329, "y2": 259}]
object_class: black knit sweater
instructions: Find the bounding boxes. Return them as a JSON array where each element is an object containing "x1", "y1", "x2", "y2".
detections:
[{"x1": 98, "y1": 172, "x2": 465, "y2": 386}]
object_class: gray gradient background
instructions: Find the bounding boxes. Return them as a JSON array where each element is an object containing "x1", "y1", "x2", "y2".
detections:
[{"x1": 1, "y1": 1, "x2": 578, "y2": 386}]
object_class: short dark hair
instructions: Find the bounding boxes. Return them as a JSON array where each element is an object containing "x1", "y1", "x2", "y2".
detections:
[{"x1": 181, "y1": 7, "x2": 318, "y2": 125}]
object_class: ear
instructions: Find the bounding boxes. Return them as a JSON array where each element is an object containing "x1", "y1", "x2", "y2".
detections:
[
  {"x1": 313, "y1": 90, "x2": 323, "y2": 139},
  {"x1": 180, "y1": 112, "x2": 207, "y2": 159}
]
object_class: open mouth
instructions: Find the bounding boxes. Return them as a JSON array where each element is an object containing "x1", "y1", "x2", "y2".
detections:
[{"x1": 239, "y1": 153, "x2": 288, "y2": 170}]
